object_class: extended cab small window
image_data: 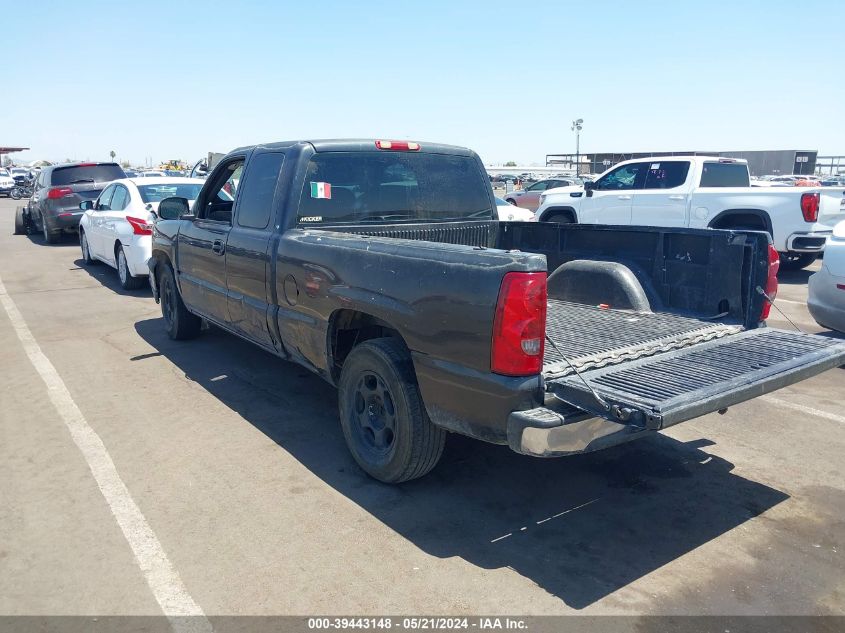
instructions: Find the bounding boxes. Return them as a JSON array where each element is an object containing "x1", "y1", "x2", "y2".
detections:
[
  {"x1": 643, "y1": 161, "x2": 690, "y2": 189},
  {"x1": 296, "y1": 151, "x2": 493, "y2": 224},
  {"x1": 594, "y1": 163, "x2": 649, "y2": 191},
  {"x1": 199, "y1": 160, "x2": 244, "y2": 224},
  {"x1": 236, "y1": 153, "x2": 284, "y2": 229},
  {"x1": 699, "y1": 162, "x2": 750, "y2": 187}
]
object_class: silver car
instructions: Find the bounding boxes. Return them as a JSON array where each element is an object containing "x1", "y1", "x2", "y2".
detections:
[
  {"x1": 808, "y1": 220, "x2": 845, "y2": 333},
  {"x1": 502, "y1": 178, "x2": 578, "y2": 212}
]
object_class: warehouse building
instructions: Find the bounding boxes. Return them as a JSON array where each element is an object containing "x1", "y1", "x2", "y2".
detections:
[{"x1": 545, "y1": 149, "x2": 818, "y2": 177}]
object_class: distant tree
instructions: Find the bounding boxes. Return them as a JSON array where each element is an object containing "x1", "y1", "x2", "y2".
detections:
[
  {"x1": 505, "y1": 161, "x2": 517, "y2": 167},
  {"x1": 109, "y1": 150, "x2": 116, "y2": 162},
  {"x1": 1, "y1": 156, "x2": 11, "y2": 167},
  {"x1": 121, "y1": 160, "x2": 131, "y2": 168}
]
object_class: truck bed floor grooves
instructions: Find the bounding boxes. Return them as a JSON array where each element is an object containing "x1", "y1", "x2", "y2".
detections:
[{"x1": 543, "y1": 301, "x2": 743, "y2": 379}]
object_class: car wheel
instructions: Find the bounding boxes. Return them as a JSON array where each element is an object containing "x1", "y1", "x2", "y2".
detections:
[
  {"x1": 158, "y1": 263, "x2": 201, "y2": 340},
  {"x1": 338, "y1": 338, "x2": 446, "y2": 483},
  {"x1": 117, "y1": 245, "x2": 145, "y2": 290},
  {"x1": 80, "y1": 230, "x2": 98, "y2": 264},
  {"x1": 42, "y1": 217, "x2": 60, "y2": 244},
  {"x1": 506, "y1": 198, "x2": 517, "y2": 206},
  {"x1": 779, "y1": 252, "x2": 817, "y2": 271},
  {"x1": 10, "y1": 188, "x2": 21, "y2": 200},
  {"x1": 14, "y1": 207, "x2": 26, "y2": 235}
]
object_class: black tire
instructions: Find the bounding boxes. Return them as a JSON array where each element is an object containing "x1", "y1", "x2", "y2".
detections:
[
  {"x1": 779, "y1": 251, "x2": 817, "y2": 271},
  {"x1": 14, "y1": 207, "x2": 26, "y2": 235},
  {"x1": 338, "y1": 338, "x2": 445, "y2": 483},
  {"x1": 79, "y1": 229, "x2": 98, "y2": 264},
  {"x1": 544, "y1": 212, "x2": 575, "y2": 224},
  {"x1": 158, "y1": 263, "x2": 201, "y2": 340},
  {"x1": 11, "y1": 188, "x2": 21, "y2": 200},
  {"x1": 505, "y1": 198, "x2": 517, "y2": 206},
  {"x1": 116, "y1": 245, "x2": 145, "y2": 290},
  {"x1": 41, "y1": 216, "x2": 60, "y2": 244}
]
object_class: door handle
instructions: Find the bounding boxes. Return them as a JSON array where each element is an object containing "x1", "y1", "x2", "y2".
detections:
[
  {"x1": 668, "y1": 195, "x2": 686, "y2": 200},
  {"x1": 617, "y1": 195, "x2": 632, "y2": 200},
  {"x1": 211, "y1": 240, "x2": 225, "y2": 255}
]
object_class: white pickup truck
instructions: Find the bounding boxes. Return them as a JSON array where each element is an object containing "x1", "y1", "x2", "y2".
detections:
[{"x1": 534, "y1": 156, "x2": 845, "y2": 269}]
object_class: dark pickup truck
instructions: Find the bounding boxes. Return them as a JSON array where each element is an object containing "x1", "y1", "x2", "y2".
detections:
[{"x1": 148, "y1": 139, "x2": 845, "y2": 483}]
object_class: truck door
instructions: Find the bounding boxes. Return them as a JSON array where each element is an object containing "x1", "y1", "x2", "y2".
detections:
[
  {"x1": 630, "y1": 160, "x2": 691, "y2": 227},
  {"x1": 580, "y1": 162, "x2": 647, "y2": 224},
  {"x1": 226, "y1": 151, "x2": 285, "y2": 349},
  {"x1": 176, "y1": 157, "x2": 244, "y2": 325}
]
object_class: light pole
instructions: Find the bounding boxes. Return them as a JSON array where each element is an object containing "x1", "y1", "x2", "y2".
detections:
[{"x1": 571, "y1": 119, "x2": 583, "y2": 175}]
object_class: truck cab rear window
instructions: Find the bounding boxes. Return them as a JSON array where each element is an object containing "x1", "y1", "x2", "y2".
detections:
[
  {"x1": 297, "y1": 152, "x2": 493, "y2": 224},
  {"x1": 699, "y1": 163, "x2": 750, "y2": 187}
]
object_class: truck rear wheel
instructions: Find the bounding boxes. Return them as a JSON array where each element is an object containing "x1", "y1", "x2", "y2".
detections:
[
  {"x1": 14, "y1": 207, "x2": 26, "y2": 235},
  {"x1": 158, "y1": 263, "x2": 202, "y2": 340},
  {"x1": 779, "y1": 252, "x2": 817, "y2": 271},
  {"x1": 338, "y1": 338, "x2": 445, "y2": 483}
]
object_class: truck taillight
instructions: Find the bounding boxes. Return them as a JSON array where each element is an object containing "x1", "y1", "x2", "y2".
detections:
[
  {"x1": 491, "y1": 272, "x2": 547, "y2": 376},
  {"x1": 46, "y1": 187, "x2": 73, "y2": 199},
  {"x1": 760, "y1": 244, "x2": 780, "y2": 321},
  {"x1": 126, "y1": 216, "x2": 153, "y2": 235},
  {"x1": 375, "y1": 140, "x2": 420, "y2": 151},
  {"x1": 800, "y1": 192, "x2": 820, "y2": 222}
]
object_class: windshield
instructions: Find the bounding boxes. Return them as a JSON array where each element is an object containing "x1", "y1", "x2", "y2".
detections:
[
  {"x1": 138, "y1": 183, "x2": 204, "y2": 203},
  {"x1": 699, "y1": 162, "x2": 750, "y2": 187},
  {"x1": 297, "y1": 152, "x2": 493, "y2": 224},
  {"x1": 51, "y1": 164, "x2": 125, "y2": 185}
]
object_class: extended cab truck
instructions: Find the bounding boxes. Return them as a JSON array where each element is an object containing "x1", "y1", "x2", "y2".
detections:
[
  {"x1": 535, "y1": 156, "x2": 845, "y2": 270},
  {"x1": 148, "y1": 140, "x2": 845, "y2": 483}
]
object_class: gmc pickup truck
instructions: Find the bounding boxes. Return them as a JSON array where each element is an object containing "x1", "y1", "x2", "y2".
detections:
[
  {"x1": 534, "y1": 156, "x2": 845, "y2": 270},
  {"x1": 148, "y1": 140, "x2": 845, "y2": 483}
]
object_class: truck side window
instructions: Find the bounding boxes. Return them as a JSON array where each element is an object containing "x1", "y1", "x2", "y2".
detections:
[
  {"x1": 594, "y1": 163, "x2": 649, "y2": 191},
  {"x1": 199, "y1": 160, "x2": 244, "y2": 224},
  {"x1": 236, "y1": 153, "x2": 284, "y2": 229},
  {"x1": 642, "y1": 161, "x2": 690, "y2": 190}
]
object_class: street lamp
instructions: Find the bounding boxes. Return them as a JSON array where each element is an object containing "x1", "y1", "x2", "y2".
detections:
[{"x1": 571, "y1": 119, "x2": 583, "y2": 175}]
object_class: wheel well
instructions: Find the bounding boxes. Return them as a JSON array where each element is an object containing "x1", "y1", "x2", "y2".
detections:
[
  {"x1": 114, "y1": 240, "x2": 123, "y2": 258},
  {"x1": 328, "y1": 309, "x2": 405, "y2": 381},
  {"x1": 539, "y1": 206, "x2": 577, "y2": 223},
  {"x1": 709, "y1": 209, "x2": 772, "y2": 236}
]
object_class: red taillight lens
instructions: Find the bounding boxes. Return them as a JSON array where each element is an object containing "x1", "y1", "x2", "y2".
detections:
[
  {"x1": 760, "y1": 244, "x2": 780, "y2": 321},
  {"x1": 126, "y1": 216, "x2": 153, "y2": 235},
  {"x1": 800, "y1": 192, "x2": 820, "y2": 222},
  {"x1": 375, "y1": 140, "x2": 421, "y2": 151},
  {"x1": 46, "y1": 187, "x2": 73, "y2": 199},
  {"x1": 491, "y1": 272, "x2": 547, "y2": 376}
]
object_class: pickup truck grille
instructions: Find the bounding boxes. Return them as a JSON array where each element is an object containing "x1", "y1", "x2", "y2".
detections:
[
  {"x1": 543, "y1": 301, "x2": 742, "y2": 378},
  {"x1": 346, "y1": 221, "x2": 494, "y2": 248}
]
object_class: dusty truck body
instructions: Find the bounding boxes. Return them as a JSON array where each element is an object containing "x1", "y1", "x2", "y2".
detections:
[{"x1": 148, "y1": 139, "x2": 845, "y2": 482}]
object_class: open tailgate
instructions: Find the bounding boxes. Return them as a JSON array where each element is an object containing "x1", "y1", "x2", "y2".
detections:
[{"x1": 546, "y1": 329, "x2": 845, "y2": 430}]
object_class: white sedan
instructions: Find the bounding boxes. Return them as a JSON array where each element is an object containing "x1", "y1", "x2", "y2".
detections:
[
  {"x1": 808, "y1": 220, "x2": 845, "y2": 333},
  {"x1": 495, "y1": 197, "x2": 535, "y2": 222},
  {"x1": 78, "y1": 177, "x2": 204, "y2": 289}
]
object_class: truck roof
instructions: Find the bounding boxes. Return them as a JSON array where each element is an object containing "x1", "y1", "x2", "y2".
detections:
[
  {"x1": 229, "y1": 139, "x2": 474, "y2": 156},
  {"x1": 617, "y1": 155, "x2": 748, "y2": 165}
]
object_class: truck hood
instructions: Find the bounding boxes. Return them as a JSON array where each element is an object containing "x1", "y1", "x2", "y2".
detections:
[{"x1": 543, "y1": 184, "x2": 586, "y2": 197}]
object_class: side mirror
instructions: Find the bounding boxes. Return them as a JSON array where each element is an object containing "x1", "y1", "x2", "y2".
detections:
[
  {"x1": 584, "y1": 180, "x2": 595, "y2": 197},
  {"x1": 158, "y1": 196, "x2": 190, "y2": 220},
  {"x1": 79, "y1": 200, "x2": 94, "y2": 211}
]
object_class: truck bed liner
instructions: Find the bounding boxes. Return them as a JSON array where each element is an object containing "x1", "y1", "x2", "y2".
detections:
[{"x1": 543, "y1": 301, "x2": 743, "y2": 378}]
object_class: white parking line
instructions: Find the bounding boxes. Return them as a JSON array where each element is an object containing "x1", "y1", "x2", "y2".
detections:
[
  {"x1": 762, "y1": 396, "x2": 845, "y2": 426},
  {"x1": 773, "y1": 298, "x2": 806, "y2": 306},
  {"x1": 0, "y1": 275, "x2": 210, "y2": 633}
]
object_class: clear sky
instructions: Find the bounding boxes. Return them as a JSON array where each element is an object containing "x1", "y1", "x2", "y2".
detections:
[{"x1": 2, "y1": 0, "x2": 843, "y2": 167}]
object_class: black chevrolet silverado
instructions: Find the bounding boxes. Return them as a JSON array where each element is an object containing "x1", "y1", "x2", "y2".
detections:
[{"x1": 148, "y1": 139, "x2": 845, "y2": 483}]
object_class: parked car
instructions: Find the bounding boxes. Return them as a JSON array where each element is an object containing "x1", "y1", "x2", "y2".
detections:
[
  {"x1": 535, "y1": 156, "x2": 845, "y2": 270},
  {"x1": 140, "y1": 170, "x2": 167, "y2": 177},
  {"x1": 123, "y1": 169, "x2": 140, "y2": 178},
  {"x1": 147, "y1": 138, "x2": 845, "y2": 483},
  {"x1": 495, "y1": 196, "x2": 535, "y2": 221},
  {"x1": 504, "y1": 178, "x2": 578, "y2": 212},
  {"x1": 78, "y1": 177, "x2": 205, "y2": 289},
  {"x1": 13, "y1": 162, "x2": 126, "y2": 243},
  {"x1": 10, "y1": 167, "x2": 29, "y2": 184},
  {"x1": 808, "y1": 220, "x2": 845, "y2": 333},
  {"x1": 0, "y1": 169, "x2": 15, "y2": 197}
]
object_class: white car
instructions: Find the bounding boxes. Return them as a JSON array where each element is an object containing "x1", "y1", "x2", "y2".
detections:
[
  {"x1": 495, "y1": 196, "x2": 535, "y2": 222},
  {"x1": 140, "y1": 170, "x2": 167, "y2": 177},
  {"x1": 78, "y1": 177, "x2": 204, "y2": 289},
  {"x1": 0, "y1": 169, "x2": 14, "y2": 197},
  {"x1": 808, "y1": 220, "x2": 845, "y2": 333}
]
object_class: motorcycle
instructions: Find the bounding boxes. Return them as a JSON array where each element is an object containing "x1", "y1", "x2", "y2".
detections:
[{"x1": 10, "y1": 183, "x2": 32, "y2": 200}]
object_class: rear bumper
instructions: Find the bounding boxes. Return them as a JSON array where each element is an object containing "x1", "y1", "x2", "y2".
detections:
[
  {"x1": 786, "y1": 231, "x2": 831, "y2": 252},
  {"x1": 808, "y1": 267, "x2": 845, "y2": 333},
  {"x1": 49, "y1": 210, "x2": 84, "y2": 230},
  {"x1": 507, "y1": 399, "x2": 650, "y2": 457}
]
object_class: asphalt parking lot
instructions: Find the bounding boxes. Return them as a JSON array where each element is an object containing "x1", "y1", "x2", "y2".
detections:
[{"x1": 0, "y1": 196, "x2": 843, "y2": 617}]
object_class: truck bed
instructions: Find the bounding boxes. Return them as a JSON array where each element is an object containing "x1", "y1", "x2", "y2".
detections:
[{"x1": 543, "y1": 300, "x2": 743, "y2": 379}]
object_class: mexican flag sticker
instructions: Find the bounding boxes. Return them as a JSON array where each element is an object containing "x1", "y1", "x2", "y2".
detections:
[{"x1": 310, "y1": 181, "x2": 332, "y2": 199}]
